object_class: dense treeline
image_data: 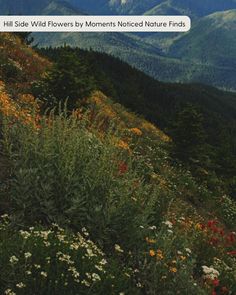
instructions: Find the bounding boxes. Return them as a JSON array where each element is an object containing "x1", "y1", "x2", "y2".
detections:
[{"x1": 37, "y1": 46, "x2": 236, "y2": 198}]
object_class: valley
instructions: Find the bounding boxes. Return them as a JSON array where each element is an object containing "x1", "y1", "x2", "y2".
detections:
[{"x1": 0, "y1": 0, "x2": 235, "y2": 90}]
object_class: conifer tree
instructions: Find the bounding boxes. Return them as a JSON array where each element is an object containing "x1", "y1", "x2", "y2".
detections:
[{"x1": 171, "y1": 105, "x2": 207, "y2": 163}]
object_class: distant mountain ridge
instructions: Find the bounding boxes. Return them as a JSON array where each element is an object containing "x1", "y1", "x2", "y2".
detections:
[
  {"x1": 69, "y1": 0, "x2": 236, "y2": 16},
  {"x1": 0, "y1": 0, "x2": 236, "y2": 90},
  {"x1": 0, "y1": 0, "x2": 83, "y2": 15}
]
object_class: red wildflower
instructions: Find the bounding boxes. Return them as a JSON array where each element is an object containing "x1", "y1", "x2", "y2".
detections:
[
  {"x1": 226, "y1": 250, "x2": 236, "y2": 256},
  {"x1": 208, "y1": 220, "x2": 217, "y2": 228},
  {"x1": 219, "y1": 229, "x2": 224, "y2": 236},
  {"x1": 212, "y1": 226, "x2": 219, "y2": 234},
  {"x1": 225, "y1": 233, "x2": 236, "y2": 245},
  {"x1": 209, "y1": 237, "x2": 219, "y2": 245},
  {"x1": 212, "y1": 279, "x2": 219, "y2": 287},
  {"x1": 200, "y1": 224, "x2": 205, "y2": 230},
  {"x1": 118, "y1": 161, "x2": 128, "y2": 175},
  {"x1": 228, "y1": 233, "x2": 236, "y2": 243}
]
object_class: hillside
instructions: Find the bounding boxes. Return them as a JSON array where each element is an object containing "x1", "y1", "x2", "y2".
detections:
[
  {"x1": 69, "y1": 0, "x2": 236, "y2": 16},
  {"x1": 0, "y1": 32, "x2": 236, "y2": 294},
  {"x1": 169, "y1": 10, "x2": 236, "y2": 68},
  {"x1": 145, "y1": 0, "x2": 236, "y2": 17}
]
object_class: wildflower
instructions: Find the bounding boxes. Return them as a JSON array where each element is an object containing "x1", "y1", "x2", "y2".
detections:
[
  {"x1": 82, "y1": 227, "x2": 89, "y2": 236},
  {"x1": 145, "y1": 237, "x2": 156, "y2": 244},
  {"x1": 81, "y1": 280, "x2": 90, "y2": 287},
  {"x1": 115, "y1": 244, "x2": 124, "y2": 253},
  {"x1": 202, "y1": 266, "x2": 219, "y2": 280},
  {"x1": 129, "y1": 128, "x2": 142, "y2": 136},
  {"x1": 149, "y1": 249, "x2": 155, "y2": 257},
  {"x1": 170, "y1": 267, "x2": 177, "y2": 273},
  {"x1": 4, "y1": 289, "x2": 16, "y2": 295},
  {"x1": 26, "y1": 270, "x2": 32, "y2": 275},
  {"x1": 9, "y1": 256, "x2": 19, "y2": 264},
  {"x1": 117, "y1": 140, "x2": 130, "y2": 151},
  {"x1": 157, "y1": 249, "x2": 164, "y2": 259},
  {"x1": 1, "y1": 214, "x2": 9, "y2": 219},
  {"x1": 227, "y1": 250, "x2": 236, "y2": 256},
  {"x1": 16, "y1": 282, "x2": 26, "y2": 288},
  {"x1": 149, "y1": 225, "x2": 157, "y2": 230},
  {"x1": 19, "y1": 230, "x2": 31, "y2": 239},
  {"x1": 136, "y1": 282, "x2": 142, "y2": 288},
  {"x1": 180, "y1": 256, "x2": 186, "y2": 261},
  {"x1": 40, "y1": 271, "x2": 47, "y2": 278},
  {"x1": 24, "y1": 252, "x2": 32, "y2": 259},
  {"x1": 118, "y1": 161, "x2": 128, "y2": 175},
  {"x1": 195, "y1": 223, "x2": 202, "y2": 230},
  {"x1": 207, "y1": 220, "x2": 217, "y2": 228},
  {"x1": 163, "y1": 221, "x2": 173, "y2": 229},
  {"x1": 99, "y1": 258, "x2": 107, "y2": 265},
  {"x1": 212, "y1": 279, "x2": 219, "y2": 287},
  {"x1": 185, "y1": 248, "x2": 192, "y2": 254},
  {"x1": 92, "y1": 273, "x2": 101, "y2": 281},
  {"x1": 86, "y1": 248, "x2": 94, "y2": 257},
  {"x1": 34, "y1": 264, "x2": 41, "y2": 269},
  {"x1": 95, "y1": 265, "x2": 103, "y2": 271}
]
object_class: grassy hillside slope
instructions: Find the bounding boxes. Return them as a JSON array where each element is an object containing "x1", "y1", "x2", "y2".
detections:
[{"x1": 0, "y1": 33, "x2": 236, "y2": 294}]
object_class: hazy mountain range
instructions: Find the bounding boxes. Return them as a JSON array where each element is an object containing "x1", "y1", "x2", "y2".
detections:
[{"x1": 1, "y1": 0, "x2": 236, "y2": 90}]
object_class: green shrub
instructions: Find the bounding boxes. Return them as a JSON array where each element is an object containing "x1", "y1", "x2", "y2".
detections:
[{"x1": 2, "y1": 110, "x2": 170, "y2": 250}]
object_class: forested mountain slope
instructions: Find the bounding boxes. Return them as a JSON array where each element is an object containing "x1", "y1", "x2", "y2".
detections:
[{"x1": 1, "y1": 0, "x2": 236, "y2": 90}]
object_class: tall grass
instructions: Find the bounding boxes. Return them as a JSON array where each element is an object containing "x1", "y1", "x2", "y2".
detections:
[{"x1": 2, "y1": 109, "x2": 170, "y2": 249}]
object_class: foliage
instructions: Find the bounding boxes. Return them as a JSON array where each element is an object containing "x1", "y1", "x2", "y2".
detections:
[
  {"x1": 0, "y1": 216, "x2": 132, "y2": 295},
  {"x1": 33, "y1": 48, "x2": 95, "y2": 111},
  {"x1": 38, "y1": 47, "x2": 236, "y2": 199},
  {"x1": 170, "y1": 105, "x2": 207, "y2": 163},
  {"x1": 14, "y1": 32, "x2": 34, "y2": 46},
  {"x1": 1, "y1": 33, "x2": 236, "y2": 295}
]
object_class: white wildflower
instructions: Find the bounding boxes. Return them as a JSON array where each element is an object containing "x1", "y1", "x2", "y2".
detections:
[
  {"x1": 40, "y1": 271, "x2": 47, "y2": 278},
  {"x1": 16, "y1": 282, "x2": 26, "y2": 288},
  {"x1": 185, "y1": 248, "x2": 192, "y2": 254},
  {"x1": 9, "y1": 256, "x2": 19, "y2": 264},
  {"x1": 202, "y1": 266, "x2": 220, "y2": 280},
  {"x1": 24, "y1": 252, "x2": 32, "y2": 259},
  {"x1": 163, "y1": 221, "x2": 173, "y2": 229},
  {"x1": 19, "y1": 230, "x2": 30, "y2": 239},
  {"x1": 115, "y1": 244, "x2": 124, "y2": 253}
]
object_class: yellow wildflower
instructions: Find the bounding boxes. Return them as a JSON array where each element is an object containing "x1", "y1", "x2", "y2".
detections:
[
  {"x1": 195, "y1": 223, "x2": 202, "y2": 230},
  {"x1": 129, "y1": 128, "x2": 142, "y2": 136},
  {"x1": 117, "y1": 140, "x2": 130, "y2": 151},
  {"x1": 170, "y1": 267, "x2": 177, "y2": 273},
  {"x1": 145, "y1": 237, "x2": 156, "y2": 244},
  {"x1": 149, "y1": 249, "x2": 155, "y2": 257},
  {"x1": 156, "y1": 249, "x2": 164, "y2": 259}
]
